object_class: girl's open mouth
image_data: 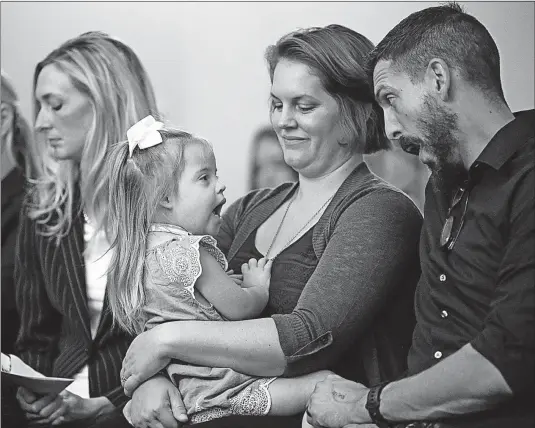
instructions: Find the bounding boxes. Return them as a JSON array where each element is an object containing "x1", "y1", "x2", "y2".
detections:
[{"x1": 212, "y1": 199, "x2": 226, "y2": 217}]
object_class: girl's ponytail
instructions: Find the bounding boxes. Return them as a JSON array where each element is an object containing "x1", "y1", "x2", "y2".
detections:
[{"x1": 106, "y1": 141, "x2": 149, "y2": 335}]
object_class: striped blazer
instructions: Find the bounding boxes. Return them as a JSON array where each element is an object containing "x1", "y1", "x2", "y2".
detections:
[{"x1": 14, "y1": 198, "x2": 132, "y2": 407}]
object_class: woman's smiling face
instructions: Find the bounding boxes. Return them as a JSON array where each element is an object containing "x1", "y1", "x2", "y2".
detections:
[{"x1": 270, "y1": 59, "x2": 349, "y2": 179}]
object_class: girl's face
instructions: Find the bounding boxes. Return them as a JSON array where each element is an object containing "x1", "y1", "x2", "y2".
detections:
[
  {"x1": 166, "y1": 143, "x2": 226, "y2": 237},
  {"x1": 34, "y1": 64, "x2": 93, "y2": 162}
]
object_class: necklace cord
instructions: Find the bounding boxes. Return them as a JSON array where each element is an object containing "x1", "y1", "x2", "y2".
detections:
[{"x1": 266, "y1": 193, "x2": 334, "y2": 260}]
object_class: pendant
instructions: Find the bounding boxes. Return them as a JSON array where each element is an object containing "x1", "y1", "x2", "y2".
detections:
[{"x1": 440, "y1": 216, "x2": 454, "y2": 247}]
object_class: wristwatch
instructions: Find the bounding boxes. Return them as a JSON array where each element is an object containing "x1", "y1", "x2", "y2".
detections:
[{"x1": 365, "y1": 381, "x2": 392, "y2": 428}]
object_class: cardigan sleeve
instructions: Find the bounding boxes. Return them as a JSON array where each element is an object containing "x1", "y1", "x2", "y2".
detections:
[
  {"x1": 271, "y1": 188, "x2": 422, "y2": 376},
  {"x1": 14, "y1": 208, "x2": 62, "y2": 376}
]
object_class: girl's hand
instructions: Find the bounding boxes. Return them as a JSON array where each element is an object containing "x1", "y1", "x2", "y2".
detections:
[
  {"x1": 241, "y1": 257, "x2": 272, "y2": 289},
  {"x1": 121, "y1": 326, "x2": 171, "y2": 396},
  {"x1": 226, "y1": 269, "x2": 243, "y2": 286},
  {"x1": 129, "y1": 375, "x2": 188, "y2": 428}
]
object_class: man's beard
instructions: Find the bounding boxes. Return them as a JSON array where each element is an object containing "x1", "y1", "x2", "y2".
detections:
[{"x1": 399, "y1": 95, "x2": 467, "y2": 200}]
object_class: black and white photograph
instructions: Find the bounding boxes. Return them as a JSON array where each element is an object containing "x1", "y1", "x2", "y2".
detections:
[{"x1": 1, "y1": 2, "x2": 534, "y2": 428}]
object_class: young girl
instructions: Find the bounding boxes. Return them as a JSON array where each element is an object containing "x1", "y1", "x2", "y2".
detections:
[{"x1": 106, "y1": 116, "x2": 330, "y2": 425}]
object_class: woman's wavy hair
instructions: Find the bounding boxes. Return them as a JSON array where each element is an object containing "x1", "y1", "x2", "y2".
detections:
[
  {"x1": 106, "y1": 126, "x2": 213, "y2": 334},
  {"x1": 1, "y1": 70, "x2": 35, "y2": 177},
  {"x1": 265, "y1": 24, "x2": 390, "y2": 154},
  {"x1": 28, "y1": 31, "x2": 159, "y2": 240}
]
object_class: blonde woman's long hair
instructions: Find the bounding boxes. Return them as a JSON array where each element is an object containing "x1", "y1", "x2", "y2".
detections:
[
  {"x1": 1, "y1": 70, "x2": 35, "y2": 177},
  {"x1": 106, "y1": 128, "x2": 213, "y2": 334},
  {"x1": 28, "y1": 31, "x2": 159, "y2": 239}
]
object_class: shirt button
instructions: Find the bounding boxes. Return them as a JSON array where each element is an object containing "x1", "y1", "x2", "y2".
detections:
[
  {"x1": 434, "y1": 351, "x2": 443, "y2": 359},
  {"x1": 439, "y1": 274, "x2": 447, "y2": 282},
  {"x1": 441, "y1": 310, "x2": 448, "y2": 318}
]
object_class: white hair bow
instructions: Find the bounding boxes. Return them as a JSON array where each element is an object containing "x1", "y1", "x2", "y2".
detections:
[{"x1": 127, "y1": 115, "x2": 164, "y2": 157}]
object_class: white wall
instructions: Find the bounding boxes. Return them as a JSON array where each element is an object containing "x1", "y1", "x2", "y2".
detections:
[{"x1": 2, "y1": 2, "x2": 533, "y2": 205}]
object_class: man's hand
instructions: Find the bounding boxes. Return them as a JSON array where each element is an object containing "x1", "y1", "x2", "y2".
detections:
[
  {"x1": 121, "y1": 326, "x2": 172, "y2": 396},
  {"x1": 306, "y1": 374, "x2": 370, "y2": 428},
  {"x1": 128, "y1": 375, "x2": 187, "y2": 428}
]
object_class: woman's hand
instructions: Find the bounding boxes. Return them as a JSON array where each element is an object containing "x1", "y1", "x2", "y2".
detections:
[
  {"x1": 128, "y1": 375, "x2": 188, "y2": 428},
  {"x1": 121, "y1": 325, "x2": 172, "y2": 396},
  {"x1": 17, "y1": 387, "x2": 62, "y2": 425},
  {"x1": 16, "y1": 387, "x2": 114, "y2": 425}
]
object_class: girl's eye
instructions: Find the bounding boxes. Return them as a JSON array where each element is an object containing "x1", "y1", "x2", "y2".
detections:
[
  {"x1": 199, "y1": 175, "x2": 208, "y2": 181},
  {"x1": 51, "y1": 103, "x2": 63, "y2": 111}
]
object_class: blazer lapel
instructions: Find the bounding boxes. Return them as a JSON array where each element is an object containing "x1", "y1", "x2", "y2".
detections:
[
  {"x1": 60, "y1": 212, "x2": 91, "y2": 340},
  {"x1": 93, "y1": 288, "x2": 113, "y2": 344}
]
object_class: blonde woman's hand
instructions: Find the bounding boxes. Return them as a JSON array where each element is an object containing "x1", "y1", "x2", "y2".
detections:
[
  {"x1": 121, "y1": 325, "x2": 171, "y2": 397},
  {"x1": 17, "y1": 387, "x2": 114, "y2": 425}
]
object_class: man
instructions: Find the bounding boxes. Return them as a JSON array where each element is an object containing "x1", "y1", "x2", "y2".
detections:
[{"x1": 306, "y1": 3, "x2": 534, "y2": 428}]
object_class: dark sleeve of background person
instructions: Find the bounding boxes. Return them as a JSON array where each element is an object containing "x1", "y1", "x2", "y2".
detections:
[{"x1": 1, "y1": 167, "x2": 25, "y2": 354}]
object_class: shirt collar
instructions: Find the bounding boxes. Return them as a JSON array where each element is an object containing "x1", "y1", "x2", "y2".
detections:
[{"x1": 473, "y1": 109, "x2": 534, "y2": 172}]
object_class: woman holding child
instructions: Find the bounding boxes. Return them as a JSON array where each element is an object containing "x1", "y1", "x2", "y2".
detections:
[{"x1": 99, "y1": 24, "x2": 422, "y2": 428}]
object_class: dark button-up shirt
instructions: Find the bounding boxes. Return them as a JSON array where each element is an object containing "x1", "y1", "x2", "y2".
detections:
[{"x1": 408, "y1": 110, "x2": 534, "y2": 421}]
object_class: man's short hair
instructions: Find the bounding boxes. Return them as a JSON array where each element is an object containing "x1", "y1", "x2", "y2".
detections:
[{"x1": 367, "y1": 2, "x2": 505, "y2": 102}]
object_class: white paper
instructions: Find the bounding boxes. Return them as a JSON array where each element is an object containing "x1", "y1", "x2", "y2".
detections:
[{"x1": 1, "y1": 353, "x2": 74, "y2": 395}]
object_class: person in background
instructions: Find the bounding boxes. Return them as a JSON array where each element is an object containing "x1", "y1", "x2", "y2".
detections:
[
  {"x1": 366, "y1": 145, "x2": 428, "y2": 212},
  {"x1": 1, "y1": 70, "x2": 34, "y2": 356},
  {"x1": 1, "y1": 69, "x2": 35, "y2": 428},
  {"x1": 8, "y1": 31, "x2": 159, "y2": 427},
  {"x1": 249, "y1": 125, "x2": 298, "y2": 190},
  {"x1": 95, "y1": 24, "x2": 422, "y2": 428},
  {"x1": 306, "y1": 4, "x2": 534, "y2": 428}
]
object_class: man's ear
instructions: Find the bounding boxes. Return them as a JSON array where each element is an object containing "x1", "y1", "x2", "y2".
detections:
[
  {"x1": 159, "y1": 194, "x2": 173, "y2": 210},
  {"x1": 425, "y1": 58, "x2": 452, "y2": 102},
  {"x1": 0, "y1": 103, "x2": 14, "y2": 139}
]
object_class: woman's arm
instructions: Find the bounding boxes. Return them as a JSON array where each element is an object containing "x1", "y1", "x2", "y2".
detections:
[
  {"x1": 273, "y1": 190, "x2": 422, "y2": 376},
  {"x1": 14, "y1": 208, "x2": 61, "y2": 375},
  {"x1": 122, "y1": 317, "x2": 285, "y2": 395}
]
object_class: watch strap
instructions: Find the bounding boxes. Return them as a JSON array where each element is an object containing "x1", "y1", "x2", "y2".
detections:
[{"x1": 365, "y1": 381, "x2": 391, "y2": 428}]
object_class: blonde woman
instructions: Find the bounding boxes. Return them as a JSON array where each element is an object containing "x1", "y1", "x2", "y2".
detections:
[{"x1": 10, "y1": 31, "x2": 159, "y2": 427}]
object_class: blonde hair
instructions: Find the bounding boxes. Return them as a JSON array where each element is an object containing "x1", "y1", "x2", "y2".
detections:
[
  {"x1": 28, "y1": 31, "x2": 159, "y2": 239},
  {"x1": 106, "y1": 127, "x2": 213, "y2": 334},
  {"x1": 1, "y1": 70, "x2": 35, "y2": 177}
]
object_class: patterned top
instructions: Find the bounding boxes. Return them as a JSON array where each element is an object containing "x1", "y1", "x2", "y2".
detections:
[{"x1": 142, "y1": 224, "x2": 228, "y2": 330}]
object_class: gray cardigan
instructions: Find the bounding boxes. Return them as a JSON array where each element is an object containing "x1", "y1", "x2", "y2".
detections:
[{"x1": 218, "y1": 162, "x2": 422, "y2": 385}]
